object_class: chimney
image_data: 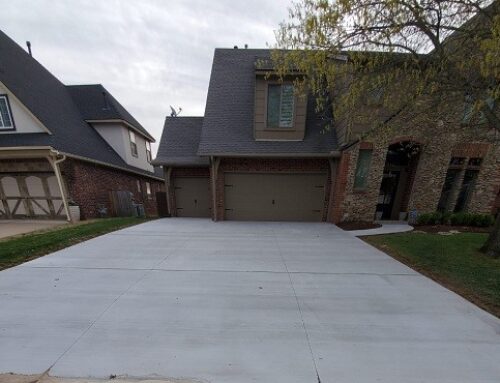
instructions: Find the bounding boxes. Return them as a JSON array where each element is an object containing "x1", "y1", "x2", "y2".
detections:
[{"x1": 26, "y1": 41, "x2": 32, "y2": 57}]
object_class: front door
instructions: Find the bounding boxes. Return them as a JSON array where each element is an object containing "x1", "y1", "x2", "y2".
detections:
[{"x1": 376, "y1": 171, "x2": 400, "y2": 220}]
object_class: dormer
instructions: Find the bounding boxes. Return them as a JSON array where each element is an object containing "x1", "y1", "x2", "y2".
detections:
[
  {"x1": 67, "y1": 84, "x2": 155, "y2": 172},
  {"x1": 254, "y1": 61, "x2": 307, "y2": 141}
]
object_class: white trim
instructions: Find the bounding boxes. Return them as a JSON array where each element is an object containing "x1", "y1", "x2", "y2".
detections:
[
  {"x1": 0, "y1": 95, "x2": 14, "y2": 130},
  {"x1": 85, "y1": 119, "x2": 155, "y2": 142}
]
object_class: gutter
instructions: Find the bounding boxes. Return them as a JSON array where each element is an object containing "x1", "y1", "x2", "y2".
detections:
[
  {"x1": 0, "y1": 146, "x2": 162, "y2": 181},
  {"x1": 196, "y1": 151, "x2": 342, "y2": 158},
  {"x1": 61, "y1": 152, "x2": 164, "y2": 181},
  {"x1": 48, "y1": 150, "x2": 72, "y2": 223}
]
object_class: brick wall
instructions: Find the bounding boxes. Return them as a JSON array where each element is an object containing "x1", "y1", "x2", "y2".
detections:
[
  {"x1": 214, "y1": 158, "x2": 332, "y2": 221},
  {"x1": 62, "y1": 159, "x2": 164, "y2": 219}
]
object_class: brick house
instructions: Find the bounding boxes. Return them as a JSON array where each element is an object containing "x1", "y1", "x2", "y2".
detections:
[
  {"x1": 0, "y1": 31, "x2": 164, "y2": 221},
  {"x1": 153, "y1": 45, "x2": 499, "y2": 223}
]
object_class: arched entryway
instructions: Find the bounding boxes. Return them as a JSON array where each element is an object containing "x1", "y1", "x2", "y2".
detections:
[{"x1": 376, "y1": 141, "x2": 421, "y2": 220}]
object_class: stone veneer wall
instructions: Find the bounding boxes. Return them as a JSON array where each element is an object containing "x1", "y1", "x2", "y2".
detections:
[{"x1": 336, "y1": 121, "x2": 500, "y2": 222}]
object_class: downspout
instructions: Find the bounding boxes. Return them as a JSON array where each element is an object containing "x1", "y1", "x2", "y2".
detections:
[
  {"x1": 326, "y1": 158, "x2": 338, "y2": 223},
  {"x1": 164, "y1": 166, "x2": 173, "y2": 216},
  {"x1": 210, "y1": 156, "x2": 220, "y2": 222},
  {"x1": 48, "y1": 152, "x2": 72, "y2": 223}
]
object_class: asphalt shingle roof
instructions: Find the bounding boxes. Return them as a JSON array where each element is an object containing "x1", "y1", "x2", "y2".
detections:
[
  {"x1": 197, "y1": 48, "x2": 339, "y2": 156},
  {"x1": 153, "y1": 116, "x2": 209, "y2": 166},
  {"x1": 67, "y1": 84, "x2": 154, "y2": 141},
  {"x1": 0, "y1": 30, "x2": 159, "y2": 179}
]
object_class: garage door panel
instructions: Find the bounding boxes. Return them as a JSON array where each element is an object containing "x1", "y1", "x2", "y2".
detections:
[
  {"x1": 224, "y1": 173, "x2": 327, "y2": 221},
  {"x1": 0, "y1": 174, "x2": 65, "y2": 219},
  {"x1": 174, "y1": 177, "x2": 211, "y2": 218}
]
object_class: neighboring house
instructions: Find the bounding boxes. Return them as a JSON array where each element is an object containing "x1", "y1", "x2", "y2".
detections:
[
  {"x1": 0, "y1": 30, "x2": 164, "y2": 221},
  {"x1": 154, "y1": 45, "x2": 499, "y2": 223}
]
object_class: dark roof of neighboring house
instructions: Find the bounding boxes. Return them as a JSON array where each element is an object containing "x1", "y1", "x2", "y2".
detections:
[
  {"x1": 197, "y1": 48, "x2": 339, "y2": 156},
  {"x1": 0, "y1": 30, "x2": 159, "y2": 179},
  {"x1": 67, "y1": 84, "x2": 155, "y2": 141},
  {"x1": 153, "y1": 116, "x2": 209, "y2": 166}
]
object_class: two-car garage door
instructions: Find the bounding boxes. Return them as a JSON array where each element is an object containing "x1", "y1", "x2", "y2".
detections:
[{"x1": 224, "y1": 173, "x2": 327, "y2": 221}]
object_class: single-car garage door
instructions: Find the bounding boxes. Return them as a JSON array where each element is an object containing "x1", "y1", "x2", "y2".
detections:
[
  {"x1": 224, "y1": 173, "x2": 327, "y2": 221},
  {"x1": 173, "y1": 177, "x2": 211, "y2": 217}
]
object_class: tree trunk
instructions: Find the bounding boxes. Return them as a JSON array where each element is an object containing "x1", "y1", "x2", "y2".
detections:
[{"x1": 481, "y1": 213, "x2": 500, "y2": 258}]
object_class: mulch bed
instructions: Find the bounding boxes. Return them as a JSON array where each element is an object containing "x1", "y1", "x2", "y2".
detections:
[
  {"x1": 337, "y1": 221, "x2": 382, "y2": 231},
  {"x1": 413, "y1": 224, "x2": 492, "y2": 233}
]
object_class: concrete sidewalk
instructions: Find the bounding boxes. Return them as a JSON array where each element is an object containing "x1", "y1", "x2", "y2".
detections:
[
  {"x1": 0, "y1": 219, "x2": 498, "y2": 382},
  {"x1": 0, "y1": 220, "x2": 67, "y2": 239}
]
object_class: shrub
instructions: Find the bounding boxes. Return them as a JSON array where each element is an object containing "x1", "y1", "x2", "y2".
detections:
[
  {"x1": 450, "y1": 212, "x2": 494, "y2": 227},
  {"x1": 417, "y1": 212, "x2": 442, "y2": 225},
  {"x1": 416, "y1": 212, "x2": 495, "y2": 227}
]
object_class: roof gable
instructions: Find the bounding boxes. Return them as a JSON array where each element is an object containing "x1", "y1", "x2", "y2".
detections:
[
  {"x1": 0, "y1": 30, "x2": 158, "y2": 178},
  {"x1": 67, "y1": 84, "x2": 154, "y2": 141}
]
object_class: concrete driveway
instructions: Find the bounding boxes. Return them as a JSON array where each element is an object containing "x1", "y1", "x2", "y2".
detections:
[{"x1": 0, "y1": 219, "x2": 499, "y2": 382}]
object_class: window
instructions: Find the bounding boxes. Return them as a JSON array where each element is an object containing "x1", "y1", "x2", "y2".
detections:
[
  {"x1": 146, "y1": 141, "x2": 152, "y2": 162},
  {"x1": 437, "y1": 169, "x2": 461, "y2": 211},
  {"x1": 267, "y1": 84, "x2": 294, "y2": 129},
  {"x1": 454, "y1": 169, "x2": 479, "y2": 212},
  {"x1": 146, "y1": 182, "x2": 152, "y2": 199},
  {"x1": 129, "y1": 130, "x2": 138, "y2": 157},
  {"x1": 136, "y1": 180, "x2": 141, "y2": 193},
  {"x1": 0, "y1": 95, "x2": 14, "y2": 130},
  {"x1": 354, "y1": 149, "x2": 373, "y2": 190},
  {"x1": 438, "y1": 154, "x2": 483, "y2": 213}
]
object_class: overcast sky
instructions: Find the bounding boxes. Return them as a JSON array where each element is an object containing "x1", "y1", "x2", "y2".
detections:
[{"x1": 0, "y1": 0, "x2": 291, "y2": 153}]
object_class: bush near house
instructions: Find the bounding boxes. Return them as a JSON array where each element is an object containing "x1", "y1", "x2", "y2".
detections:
[{"x1": 416, "y1": 212, "x2": 494, "y2": 227}]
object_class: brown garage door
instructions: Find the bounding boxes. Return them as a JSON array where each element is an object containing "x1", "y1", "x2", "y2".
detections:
[
  {"x1": 173, "y1": 177, "x2": 211, "y2": 218},
  {"x1": 224, "y1": 173, "x2": 327, "y2": 221},
  {"x1": 0, "y1": 173, "x2": 65, "y2": 219}
]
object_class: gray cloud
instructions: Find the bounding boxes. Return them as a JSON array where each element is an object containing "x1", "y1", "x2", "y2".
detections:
[{"x1": 0, "y1": 0, "x2": 290, "y2": 153}]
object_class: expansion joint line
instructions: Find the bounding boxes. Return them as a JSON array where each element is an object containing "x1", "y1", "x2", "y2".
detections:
[
  {"x1": 48, "y1": 241, "x2": 188, "y2": 371},
  {"x1": 273, "y1": 231, "x2": 322, "y2": 383}
]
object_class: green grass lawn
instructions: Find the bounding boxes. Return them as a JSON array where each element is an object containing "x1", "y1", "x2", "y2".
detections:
[
  {"x1": 0, "y1": 217, "x2": 150, "y2": 270},
  {"x1": 363, "y1": 232, "x2": 500, "y2": 318}
]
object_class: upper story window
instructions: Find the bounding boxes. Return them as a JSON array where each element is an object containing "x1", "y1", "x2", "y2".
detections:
[
  {"x1": 0, "y1": 95, "x2": 14, "y2": 131},
  {"x1": 267, "y1": 84, "x2": 294, "y2": 129},
  {"x1": 146, "y1": 141, "x2": 152, "y2": 162},
  {"x1": 129, "y1": 130, "x2": 138, "y2": 157}
]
